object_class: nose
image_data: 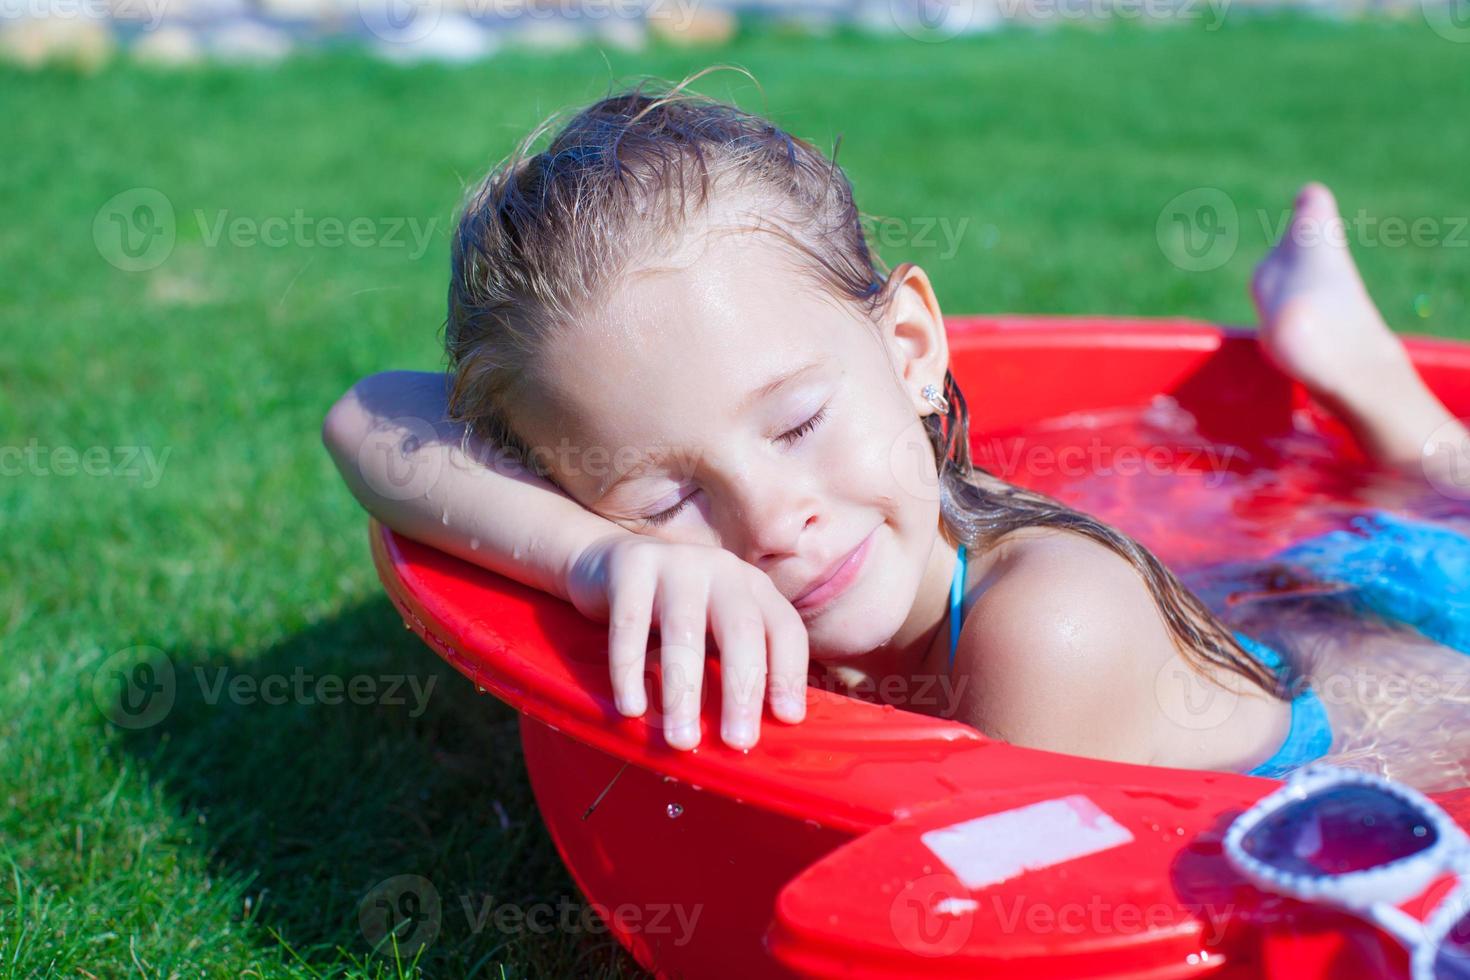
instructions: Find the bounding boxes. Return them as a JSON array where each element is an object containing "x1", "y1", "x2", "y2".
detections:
[{"x1": 723, "y1": 473, "x2": 820, "y2": 569}]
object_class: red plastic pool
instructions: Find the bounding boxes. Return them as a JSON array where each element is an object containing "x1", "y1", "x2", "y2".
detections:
[{"x1": 372, "y1": 315, "x2": 1470, "y2": 979}]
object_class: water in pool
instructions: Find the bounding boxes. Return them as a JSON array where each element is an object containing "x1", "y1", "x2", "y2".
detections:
[{"x1": 977, "y1": 393, "x2": 1470, "y2": 794}]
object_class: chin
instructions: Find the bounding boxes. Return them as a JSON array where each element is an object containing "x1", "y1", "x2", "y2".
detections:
[{"x1": 803, "y1": 587, "x2": 910, "y2": 660}]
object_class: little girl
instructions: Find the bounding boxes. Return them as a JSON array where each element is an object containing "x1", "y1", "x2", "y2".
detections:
[{"x1": 324, "y1": 76, "x2": 1470, "y2": 780}]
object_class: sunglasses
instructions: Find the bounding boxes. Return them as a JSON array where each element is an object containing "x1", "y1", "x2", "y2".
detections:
[{"x1": 1225, "y1": 763, "x2": 1470, "y2": 980}]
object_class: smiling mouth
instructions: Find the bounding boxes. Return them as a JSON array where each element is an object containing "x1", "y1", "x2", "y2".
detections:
[{"x1": 793, "y1": 527, "x2": 877, "y2": 611}]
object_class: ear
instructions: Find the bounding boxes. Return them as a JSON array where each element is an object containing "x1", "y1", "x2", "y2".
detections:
[{"x1": 880, "y1": 262, "x2": 949, "y2": 416}]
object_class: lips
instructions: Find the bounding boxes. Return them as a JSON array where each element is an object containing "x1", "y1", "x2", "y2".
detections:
[{"x1": 792, "y1": 527, "x2": 877, "y2": 611}]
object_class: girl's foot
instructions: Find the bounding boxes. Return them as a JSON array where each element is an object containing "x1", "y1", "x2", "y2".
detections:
[{"x1": 1250, "y1": 182, "x2": 1465, "y2": 474}]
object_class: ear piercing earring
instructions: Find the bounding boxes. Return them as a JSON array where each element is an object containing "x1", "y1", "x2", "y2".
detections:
[{"x1": 922, "y1": 382, "x2": 950, "y2": 415}]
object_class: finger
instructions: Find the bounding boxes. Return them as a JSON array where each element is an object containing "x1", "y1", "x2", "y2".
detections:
[
  {"x1": 762, "y1": 590, "x2": 810, "y2": 724},
  {"x1": 606, "y1": 563, "x2": 656, "y2": 717},
  {"x1": 709, "y1": 590, "x2": 768, "y2": 750},
  {"x1": 656, "y1": 577, "x2": 708, "y2": 751}
]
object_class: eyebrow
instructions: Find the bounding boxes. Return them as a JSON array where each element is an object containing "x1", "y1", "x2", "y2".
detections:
[
  {"x1": 592, "y1": 359, "x2": 828, "y2": 504},
  {"x1": 737, "y1": 359, "x2": 827, "y2": 414}
]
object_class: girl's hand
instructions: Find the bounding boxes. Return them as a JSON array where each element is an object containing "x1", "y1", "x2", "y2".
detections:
[{"x1": 565, "y1": 533, "x2": 809, "y2": 751}]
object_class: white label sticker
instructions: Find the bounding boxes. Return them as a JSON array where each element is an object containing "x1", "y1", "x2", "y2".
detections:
[{"x1": 919, "y1": 794, "x2": 1134, "y2": 890}]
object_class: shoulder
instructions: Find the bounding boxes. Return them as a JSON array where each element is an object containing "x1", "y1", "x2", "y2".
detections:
[{"x1": 951, "y1": 527, "x2": 1178, "y2": 762}]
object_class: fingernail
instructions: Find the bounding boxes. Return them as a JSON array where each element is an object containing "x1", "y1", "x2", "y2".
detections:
[
  {"x1": 777, "y1": 695, "x2": 806, "y2": 722},
  {"x1": 722, "y1": 716, "x2": 756, "y2": 748},
  {"x1": 616, "y1": 691, "x2": 646, "y2": 717},
  {"x1": 667, "y1": 721, "x2": 699, "y2": 748}
]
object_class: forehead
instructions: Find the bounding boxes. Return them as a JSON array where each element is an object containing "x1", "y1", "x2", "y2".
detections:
[{"x1": 534, "y1": 225, "x2": 870, "y2": 441}]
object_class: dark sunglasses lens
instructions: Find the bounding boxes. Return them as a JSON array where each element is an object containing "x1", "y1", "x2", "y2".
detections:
[
  {"x1": 1241, "y1": 785, "x2": 1437, "y2": 876},
  {"x1": 1434, "y1": 908, "x2": 1470, "y2": 980}
]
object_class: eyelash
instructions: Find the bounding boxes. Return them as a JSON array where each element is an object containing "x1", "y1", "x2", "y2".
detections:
[{"x1": 637, "y1": 405, "x2": 831, "y2": 528}]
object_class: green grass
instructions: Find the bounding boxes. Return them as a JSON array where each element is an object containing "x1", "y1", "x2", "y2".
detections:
[{"x1": 3, "y1": 15, "x2": 1469, "y2": 977}]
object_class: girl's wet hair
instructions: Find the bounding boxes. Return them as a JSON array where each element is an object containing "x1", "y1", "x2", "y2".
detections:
[{"x1": 444, "y1": 69, "x2": 1284, "y2": 702}]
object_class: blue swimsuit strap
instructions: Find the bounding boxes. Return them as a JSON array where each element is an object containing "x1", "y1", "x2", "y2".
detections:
[
  {"x1": 1234, "y1": 632, "x2": 1334, "y2": 778},
  {"x1": 948, "y1": 544, "x2": 967, "y2": 672}
]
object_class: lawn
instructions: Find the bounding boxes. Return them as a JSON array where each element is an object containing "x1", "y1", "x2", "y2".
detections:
[{"x1": 2, "y1": 15, "x2": 1468, "y2": 977}]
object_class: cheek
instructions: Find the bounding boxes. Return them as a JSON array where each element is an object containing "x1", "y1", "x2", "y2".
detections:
[{"x1": 824, "y1": 400, "x2": 940, "y2": 519}]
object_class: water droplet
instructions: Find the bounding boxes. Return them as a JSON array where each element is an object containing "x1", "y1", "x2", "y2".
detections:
[
  {"x1": 666, "y1": 802, "x2": 683, "y2": 819},
  {"x1": 1414, "y1": 293, "x2": 1433, "y2": 319},
  {"x1": 512, "y1": 545, "x2": 523, "y2": 560},
  {"x1": 469, "y1": 537, "x2": 481, "y2": 550},
  {"x1": 440, "y1": 511, "x2": 451, "y2": 525}
]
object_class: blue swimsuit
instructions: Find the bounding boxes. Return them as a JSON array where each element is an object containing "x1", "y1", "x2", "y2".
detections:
[{"x1": 1234, "y1": 634, "x2": 1334, "y2": 778}]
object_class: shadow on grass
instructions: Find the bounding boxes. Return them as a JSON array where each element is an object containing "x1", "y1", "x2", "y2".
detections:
[{"x1": 106, "y1": 596, "x2": 648, "y2": 978}]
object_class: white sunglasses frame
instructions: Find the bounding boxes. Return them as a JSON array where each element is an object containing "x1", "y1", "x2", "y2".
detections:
[{"x1": 1224, "y1": 763, "x2": 1470, "y2": 980}]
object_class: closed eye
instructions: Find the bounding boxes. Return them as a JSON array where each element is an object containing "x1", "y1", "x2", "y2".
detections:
[
  {"x1": 640, "y1": 493, "x2": 694, "y2": 528},
  {"x1": 777, "y1": 404, "x2": 829, "y2": 446},
  {"x1": 638, "y1": 405, "x2": 830, "y2": 529}
]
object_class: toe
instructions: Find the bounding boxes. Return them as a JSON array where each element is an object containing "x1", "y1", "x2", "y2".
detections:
[
  {"x1": 1295, "y1": 181, "x2": 1339, "y2": 219},
  {"x1": 1289, "y1": 182, "x2": 1346, "y2": 249}
]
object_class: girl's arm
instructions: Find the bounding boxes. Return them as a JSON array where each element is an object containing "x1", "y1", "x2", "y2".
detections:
[
  {"x1": 321, "y1": 370, "x2": 629, "y2": 605},
  {"x1": 321, "y1": 371, "x2": 810, "y2": 750}
]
